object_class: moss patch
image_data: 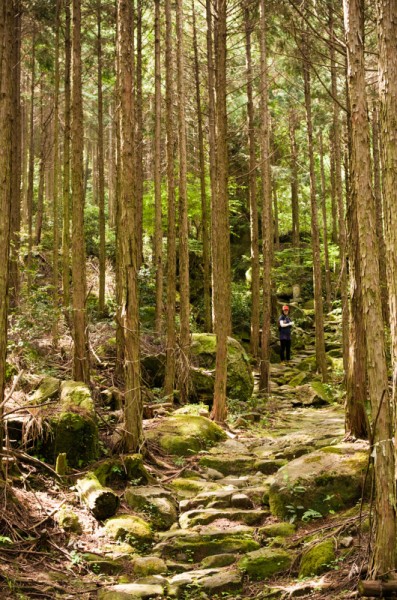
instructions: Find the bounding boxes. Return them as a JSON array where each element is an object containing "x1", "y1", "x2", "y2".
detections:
[
  {"x1": 104, "y1": 514, "x2": 153, "y2": 547},
  {"x1": 259, "y1": 523, "x2": 296, "y2": 538},
  {"x1": 299, "y1": 539, "x2": 336, "y2": 578},
  {"x1": 29, "y1": 376, "x2": 60, "y2": 404},
  {"x1": 238, "y1": 547, "x2": 292, "y2": 580},
  {"x1": 94, "y1": 454, "x2": 150, "y2": 487}
]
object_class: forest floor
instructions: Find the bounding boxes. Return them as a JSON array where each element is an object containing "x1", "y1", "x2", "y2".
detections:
[{"x1": 0, "y1": 314, "x2": 371, "y2": 600}]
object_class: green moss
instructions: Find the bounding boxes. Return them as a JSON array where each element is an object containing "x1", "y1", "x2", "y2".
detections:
[
  {"x1": 82, "y1": 553, "x2": 124, "y2": 575},
  {"x1": 238, "y1": 547, "x2": 292, "y2": 580},
  {"x1": 52, "y1": 411, "x2": 98, "y2": 468},
  {"x1": 29, "y1": 376, "x2": 60, "y2": 404},
  {"x1": 320, "y1": 446, "x2": 344, "y2": 455},
  {"x1": 60, "y1": 380, "x2": 94, "y2": 412},
  {"x1": 260, "y1": 523, "x2": 296, "y2": 538},
  {"x1": 297, "y1": 355, "x2": 332, "y2": 373},
  {"x1": 199, "y1": 453, "x2": 255, "y2": 475},
  {"x1": 104, "y1": 514, "x2": 153, "y2": 546},
  {"x1": 288, "y1": 372, "x2": 309, "y2": 387},
  {"x1": 5, "y1": 362, "x2": 17, "y2": 382},
  {"x1": 132, "y1": 556, "x2": 167, "y2": 577},
  {"x1": 299, "y1": 539, "x2": 336, "y2": 578},
  {"x1": 201, "y1": 554, "x2": 236, "y2": 568},
  {"x1": 94, "y1": 454, "x2": 150, "y2": 487},
  {"x1": 145, "y1": 415, "x2": 226, "y2": 456},
  {"x1": 310, "y1": 381, "x2": 334, "y2": 402},
  {"x1": 160, "y1": 534, "x2": 260, "y2": 562},
  {"x1": 56, "y1": 508, "x2": 82, "y2": 533}
]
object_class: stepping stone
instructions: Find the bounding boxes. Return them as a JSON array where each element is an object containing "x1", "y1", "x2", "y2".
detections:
[
  {"x1": 179, "y1": 507, "x2": 267, "y2": 529},
  {"x1": 168, "y1": 567, "x2": 242, "y2": 597},
  {"x1": 199, "y1": 454, "x2": 256, "y2": 476},
  {"x1": 98, "y1": 583, "x2": 164, "y2": 599}
]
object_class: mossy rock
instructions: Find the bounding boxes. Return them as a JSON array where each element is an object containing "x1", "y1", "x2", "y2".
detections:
[
  {"x1": 82, "y1": 552, "x2": 124, "y2": 575},
  {"x1": 288, "y1": 372, "x2": 309, "y2": 388},
  {"x1": 29, "y1": 376, "x2": 60, "y2": 404},
  {"x1": 95, "y1": 454, "x2": 151, "y2": 487},
  {"x1": 98, "y1": 583, "x2": 165, "y2": 600},
  {"x1": 297, "y1": 355, "x2": 333, "y2": 373},
  {"x1": 145, "y1": 415, "x2": 226, "y2": 456},
  {"x1": 104, "y1": 514, "x2": 153, "y2": 547},
  {"x1": 201, "y1": 553, "x2": 236, "y2": 568},
  {"x1": 124, "y1": 487, "x2": 177, "y2": 530},
  {"x1": 291, "y1": 383, "x2": 333, "y2": 408},
  {"x1": 56, "y1": 508, "x2": 82, "y2": 533},
  {"x1": 269, "y1": 442, "x2": 369, "y2": 521},
  {"x1": 60, "y1": 380, "x2": 94, "y2": 412},
  {"x1": 259, "y1": 523, "x2": 296, "y2": 538},
  {"x1": 5, "y1": 361, "x2": 17, "y2": 383},
  {"x1": 238, "y1": 547, "x2": 292, "y2": 580},
  {"x1": 169, "y1": 478, "x2": 221, "y2": 499},
  {"x1": 132, "y1": 556, "x2": 167, "y2": 577},
  {"x1": 189, "y1": 333, "x2": 254, "y2": 402},
  {"x1": 199, "y1": 453, "x2": 255, "y2": 476},
  {"x1": 310, "y1": 381, "x2": 335, "y2": 402},
  {"x1": 299, "y1": 539, "x2": 336, "y2": 578}
]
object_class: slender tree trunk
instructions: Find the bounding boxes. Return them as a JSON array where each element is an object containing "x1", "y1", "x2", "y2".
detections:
[
  {"x1": 329, "y1": 1, "x2": 349, "y2": 376},
  {"x1": 289, "y1": 109, "x2": 300, "y2": 247},
  {"x1": 376, "y1": 0, "x2": 397, "y2": 516},
  {"x1": 71, "y1": 0, "x2": 90, "y2": 383},
  {"x1": 52, "y1": 0, "x2": 61, "y2": 345},
  {"x1": 164, "y1": 0, "x2": 177, "y2": 399},
  {"x1": 371, "y1": 108, "x2": 388, "y2": 325},
  {"x1": 108, "y1": 104, "x2": 117, "y2": 228},
  {"x1": 35, "y1": 81, "x2": 46, "y2": 246},
  {"x1": 273, "y1": 178, "x2": 280, "y2": 252},
  {"x1": 176, "y1": 0, "x2": 190, "y2": 404},
  {"x1": 62, "y1": 0, "x2": 71, "y2": 310},
  {"x1": 244, "y1": 4, "x2": 260, "y2": 360},
  {"x1": 97, "y1": 0, "x2": 106, "y2": 314},
  {"x1": 301, "y1": 22, "x2": 327, "y2": 382},
  {"x1": 193, "y1": 2, "x2": 211, "y2": 333},
  {"x1": 135, "y1": 0, "x2": 143, "y2": 270},
  {"x1": 319, "y1": 131, "x2": 332, "y2": 311},
  {"x1": 154, "y1": 0, "x2": 163, "y2": 333},
  {"x1": 344, "y1": 0, "x2": 396, "y2": 577},
  {"x1": 0, "y1": 0, "x2": 13, "y2": 450},
  {"x1": 26, "y1": 29, "x2": 35, "y2": 292},
  {"x1": 9, "y1": 0, "x2": 21, "y2": 307},
  {"x1": 117, "y1": 0, "x2": 143, "y2": 452},
  {"x1": 211, "y1": 0, "x2": 231, "y2": 422},
  {"x1": 259, "y1": 0, "x2": 272, "y2": 392}
]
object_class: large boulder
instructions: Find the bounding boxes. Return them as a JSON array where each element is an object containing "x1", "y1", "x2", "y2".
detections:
[
  {"x1": 29, "y1": 379, "x2": 99, "y2": 468},
  {"x1": 189, "y1": 333, "x2": 254, "y2": 402},
  {"x1": 238, "y1": 547, "x2": 292, "y2": 580},
  {"x1": 145, "y1": 415, "x2": 226, "y2": 456},
  {"x1": 269, "y1": 442, "x2": 368, "y2": 521}
]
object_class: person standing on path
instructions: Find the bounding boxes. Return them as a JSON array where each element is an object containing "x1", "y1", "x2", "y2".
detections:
[{"x1": 278, "y1": 305, "x2": 294, "y2": 363}]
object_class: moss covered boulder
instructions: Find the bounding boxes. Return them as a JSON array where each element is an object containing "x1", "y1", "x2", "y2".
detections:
[
  {"x1": 104, "y1": 514, "x2": 153, "y2": 547},
  {"x1": 299, "y1": 539, "x2": 336, "y2": 578},
  {"x1": 98, "y1": 583, "x2": 165, "y2": 599},
  {"x1": 33, "y1": 380, "x2": 98, "y2": 468},
  {"x1": 297, "y1": 355, "x2": 333, "y2": 373},
  {"x1": 291, "y1": 383, "x2": 333, "y2": 407},
  {"x1": 269, "y1": 442, "x2": 368, "y2": 521},
  {"x1": 94, "y1": 455, "x2": 151, "y2": 487},
  {"x1": 189, "y1": 333, "x2": 254, "y2": 402},
  {"x1": 29, "y1": 376, "x2": 60, "y2": 403},
  {"x1": 238, "y1": 547, "x2": 292, "y2": 580},
  {"x1": 145, "y1": 415, "x2": 226, "y2": 456},
  {"x1": 124, "y1": 486, "x2": 177, "y2": 530}
]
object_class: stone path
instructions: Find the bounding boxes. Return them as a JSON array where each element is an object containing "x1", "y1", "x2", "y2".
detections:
[{"x1": 98, "y1": 351, "x2": 353, "y2": 599}]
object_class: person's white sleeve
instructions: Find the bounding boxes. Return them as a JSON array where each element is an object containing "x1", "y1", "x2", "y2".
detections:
[{"x1": 280, "y1": 321, "x2": 291, "y2": 328}]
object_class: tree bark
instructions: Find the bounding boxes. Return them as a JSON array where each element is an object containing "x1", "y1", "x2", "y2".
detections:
[
  {"x1": 344, "y1": 0, "x2": 396, "y2": 576},
  {"x1": 153, "y1": 0, "x2": 163, "y2": 333},
  {"x1": 176, "y1": 0, "x2": 190, "y2": 404},
  {"x1": 62, "y1": 0, "x2": 71, "y2": 310},
  {"x1": 71, "y1": 0, "x2": 90, "y2": 383},
  {"x1": 259, "y1": 0, "x2": 272, "y2": 392},
  {"x1": 193, "y1": 2, "x2": 211, "y2": 333},
  {"x1": 135, "y1": 0, "x2": 143, "y2": 269},
  {"x1": 117, "y1": 0, "x2": 143, "y2": 452},
  {"x1": 289, "y1": 109, "x2": 300, "y2": 247},
  {"x1": 164, "y1": 0, "x2": 177, "y2": 399},
  {"x1": 52, "y1": 0, "x2": 61, "y2": 345},
  {"x1": 301, "y1": 20, "x2": 327, "y2": 382},
  {"x1": 0, "y1": 0, "x2": 13, "y2": 450},
  {"x1": 97, "y1": 0, "x2": 106, "y2": 314},
  {"x1": 319, "y1": 131, "x2": 332, "y2": 312},
  {"x1": 211, "y1": 0, "x2": 231, "y2": 422},
  {"x1": 26, "y1": 29, "x2": 35, "y2": 292},
  {"x1": 244, "y1": 3, "x2": 260, "y2": 360}
]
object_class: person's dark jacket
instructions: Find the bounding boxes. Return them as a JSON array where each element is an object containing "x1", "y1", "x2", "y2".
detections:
[{"x1": 278, "y1": 314, "x2": 292, "y2": 341}]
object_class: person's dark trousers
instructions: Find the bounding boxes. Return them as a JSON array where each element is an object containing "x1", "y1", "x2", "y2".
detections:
[{"x1": 280, "y1": 339, "x2": 291, "y2": 361}]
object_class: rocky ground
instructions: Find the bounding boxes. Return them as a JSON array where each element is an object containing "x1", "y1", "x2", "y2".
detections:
[{"x1": 0, "y1": 317, "x2": 371, "y2": 599}]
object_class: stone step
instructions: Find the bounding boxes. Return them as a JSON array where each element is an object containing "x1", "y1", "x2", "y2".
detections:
[
  {"x1": 179, "y1": 507, "x2": 268, "y2": 529},
  {"x1": 153, "y1": 526, "x2": 260, "y2": 562},
  {"x1": 179, "y1": 486, "x2": 269, "y2": 512}
]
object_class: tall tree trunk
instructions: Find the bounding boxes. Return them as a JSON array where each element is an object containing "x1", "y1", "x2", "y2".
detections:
[
  {"x1": 62, "y1": 0, "x2": 71, "y2": 309},
  {"x1": 26, "y1": 29, "x2": 35, "y2": 292},
  {"x1": 71, "y1": 0, "x2": 90, "y2": 383},
  {"x1": 0, "y1": 0, "x2": 13, "y2": 450},
  {"x1": 211, "y1": 0, "x2": 231, "y2": 422},
  {"x1": 9, "y1": 0, "x2": 21, "y2": 307},
  {"x1": 245, "y1": 4, "x2": 260, "y2": 360},
  {"x1": 301, "y1": 21, "x2": 327, "y2": 382},
  {"x1": 344, "y1": 0, "x2": 396, "y2": 576},
  {"x1": 193, "y1": 2, "x2": 211, "y2": 333},
  {"x1": 117, "y1": 0, "x2": 143, "y2": 452},
  {"x1": 371, "y1": 108, "x2": 388, "y2": 325},
  {"x1": 273, "y1": 177, "x2": 280, "y2": 252},
  {"x1": 176, "y1": 0, "x2": 190, "y2": 404},
  {"x1": 376, "y1": 0, "x2": 397, "y2": 526},
  {"x1": 154, "y1": 0, "x2": 163, "y2": 333},
  {"x1": 35, "y1": 81, "x2": 46, "y2": 246},
  {"x1": 52, "y1": 0, "x2": 61, "y2": 345},
  {"x1": 164, "y1": 0, "x2": 177, "y2": 399},
  {"x1": 289, "y1": 109, "x2": 300, "y2": 247},
  {"x1": 319, "y1": 131, "x2": 332, "y2": 311},
  {"x1": 329, "y1": 0, "x2": 349, "y2": 377},
  {"x1": 97, "y1": 0, "x2": 106, "y2": 314},
  {"x1": 259, "y1": 0, "x2": 272, "y2": 392},
  {"x1": 135, "y1": 0, "x2": 143, "y2": 269}
]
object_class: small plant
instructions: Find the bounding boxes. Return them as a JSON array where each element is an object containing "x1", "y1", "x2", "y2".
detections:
[{"x1": 302, "y1": 508, "x2": 323, "y2": 522}]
